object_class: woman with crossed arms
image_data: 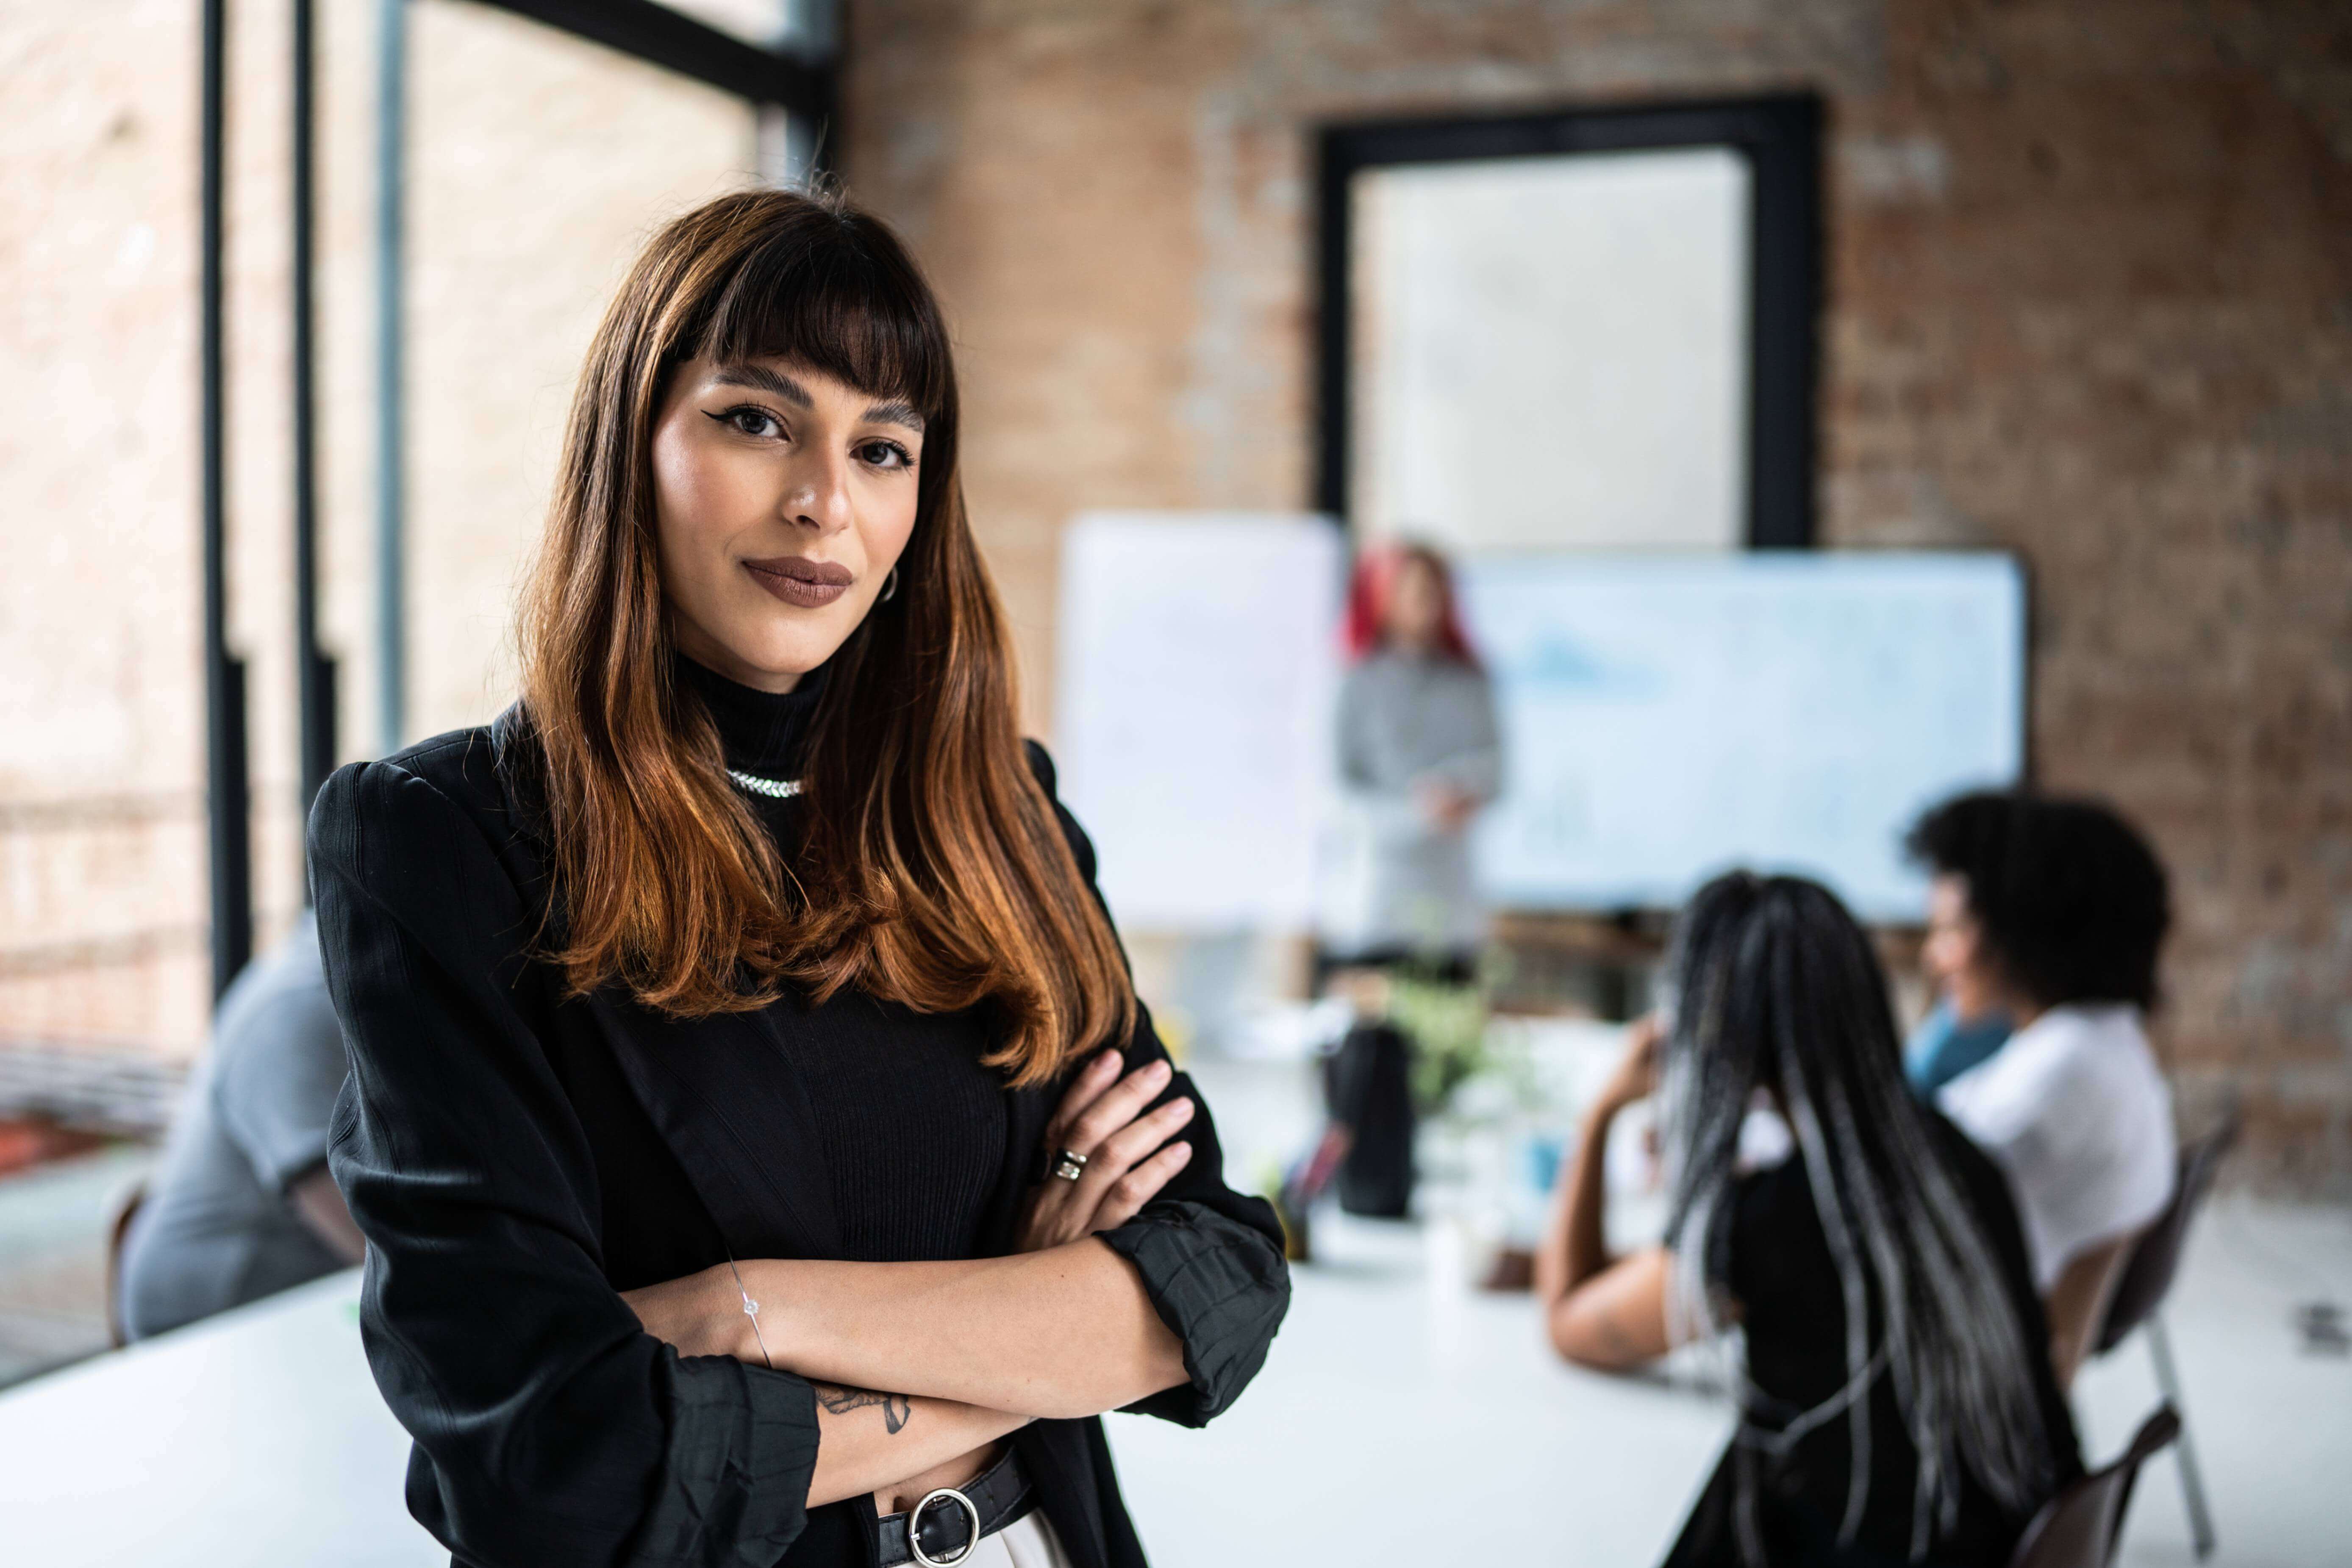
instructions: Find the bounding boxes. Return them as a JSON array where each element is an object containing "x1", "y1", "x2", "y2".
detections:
[{"x1": 312, "y1": 189, "x2": 1288, "y2": 1568}]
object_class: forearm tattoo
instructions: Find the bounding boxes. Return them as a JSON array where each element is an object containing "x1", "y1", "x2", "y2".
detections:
[{"x1": 814, "y1": 1382, "x2": 914, "y2": 1435}]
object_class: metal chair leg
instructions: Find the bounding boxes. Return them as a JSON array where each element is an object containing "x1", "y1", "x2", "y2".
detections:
[{"x1": 2146, "y1": 1313, "x2": 2217, "y2": 1560}]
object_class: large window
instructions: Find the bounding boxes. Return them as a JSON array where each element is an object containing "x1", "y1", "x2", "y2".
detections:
[{"x1": 1319, "y1": 95, "x2": 1822, "y2": 549}]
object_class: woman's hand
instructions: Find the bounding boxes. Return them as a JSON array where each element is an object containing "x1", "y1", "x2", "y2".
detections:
[
  {"x1": 1593, "y1": 1013, "x2": 1662, "y2": 1117},
  {"x1": 1538, "y1": 1011, "x2": 1677, "y2": 1370},
  {"x1": 1415, "y1": 778, "x2": 1480, "y2": 832},
  {"x1": 622, "y1": 1050, "x2": 1202, "y2": 1371},
  {"x1": 1016, "y1": 1049, "x2": 1196, "y2": 1252}
]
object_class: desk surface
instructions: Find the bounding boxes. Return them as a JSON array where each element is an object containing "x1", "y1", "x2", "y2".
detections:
[
  {"x1": 0, "y1": 1174, "x2": 2337, "y2": 1566},
  {"x1": 0, "y1": 1269, "x2": 441, "y2": 1568},
  {"x1": 1111, "y1": 1211, "x2": 1727, "y2": 1566},
  {"x1": 0, "y1": 1237, "x2": 1724, "y2": 1568}
]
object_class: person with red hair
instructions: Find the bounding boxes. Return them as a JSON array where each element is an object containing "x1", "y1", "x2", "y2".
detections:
[
  {"x1": 1322, "y1": 541, "x2": 1501, "y2": 982},
  {"x1": 1294, "y1": 543, "x2": 1500, "y2": 1224}
]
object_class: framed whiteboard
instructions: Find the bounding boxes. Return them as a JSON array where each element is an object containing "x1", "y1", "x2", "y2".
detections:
[
  {"x1": 1457, "y1": 553, "x2": 2027, "y2": 921},
  {"x1": 1054, "y1": 513, "x2": 1346, "y2": 930}
]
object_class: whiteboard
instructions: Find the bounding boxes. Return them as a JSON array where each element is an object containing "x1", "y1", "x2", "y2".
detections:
[
  {"x1": 1055, "y1": 513, "x2": 1345, "y2": 929},
  {"x1": 1458, "y1": 554, "x2": 2026, "y2": 921}
]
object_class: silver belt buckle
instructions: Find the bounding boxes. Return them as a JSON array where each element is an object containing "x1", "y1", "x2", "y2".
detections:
[{"x1": 908, "y1": 1485, "x2": 982, "y2": 1568}]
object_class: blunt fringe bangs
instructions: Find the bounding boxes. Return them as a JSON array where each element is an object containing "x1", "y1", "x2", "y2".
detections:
[
  {"x1": 515, "y1": 187, "x2": 1135, "y2": 1087},
  {"x1": 693, "y1": 211, "x2": 951, "y2": 434}
]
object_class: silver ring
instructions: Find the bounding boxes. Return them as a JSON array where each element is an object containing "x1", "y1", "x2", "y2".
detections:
[
  {"x1": 1051, "y1": 1148, "x2": 1088, "y2": 1183},
  {"x1": 908, "y1": 1486, "x2": 981, "y2": 1567}
]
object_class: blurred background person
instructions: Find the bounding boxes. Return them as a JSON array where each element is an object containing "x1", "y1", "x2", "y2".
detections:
[
  {"x1": 1298, "y1": 541, "x2": 1500, "y2": 1225},
  {"x1": 1907, "y1": 791, "x2": 2177, "y2": 1387},
  {"x1": 1319, "y1": 540, "x2": 1501, "y2": 988},
  {"x1": 1900, "y1": 777, "x2": 2015, "y2": 1103},
  {"x1": 116, "y1": 913, "x2": 361, "y2": 1341},
  {"x1": 1537, "y1": 872, "x2": 2080, "y2": 1568}
]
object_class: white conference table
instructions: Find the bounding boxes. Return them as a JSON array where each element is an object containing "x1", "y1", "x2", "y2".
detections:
[
  {"x1": 1110, "y1": 1212, "x2": 1727, "y2": 1566},
  {"x1": 0, "y1": 1269, "x2": 441, "y2": 1567},
  {"x1": 0, "y1": 1221, "x2": 1731, "y2": 1568}
]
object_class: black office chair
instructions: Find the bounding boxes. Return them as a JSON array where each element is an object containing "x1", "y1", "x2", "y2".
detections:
[
  {"x1": 2006, "y1": 1404, "x2": 2180, "y2": 1568},
  {"x1": 2088, "y1": 1113, "x2": 2240, "y2": 1560}
]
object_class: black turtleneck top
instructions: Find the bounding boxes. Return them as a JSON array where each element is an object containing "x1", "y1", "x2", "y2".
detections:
[
  {"x1": 673, "y1": 656, "x2": 1005, "y2": 1265},
  {"x1": 675, "y1": 652, "x2": 825, "y2": 782}
]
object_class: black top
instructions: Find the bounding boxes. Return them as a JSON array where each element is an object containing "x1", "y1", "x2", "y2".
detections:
[
  {"x1": 1666, "y1": 1113, "x2": 2083, "y2": 1568},
  {"x1": 309, "y1": 660, "x2": 1290, "y2": 1568},
  {"x1": 677, "y1": 654, "x2": 822, "y2": 779},
  {"x1": 676, "y1": 658, "x2": 1006, "y2": 1265}
]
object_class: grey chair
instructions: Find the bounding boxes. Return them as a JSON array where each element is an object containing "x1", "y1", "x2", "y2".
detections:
[
  {"x1": 2006, "y1": 1404, "x2": 2180, "y2": 1568},
  {"x1": 2088, "y1": 1113, "x2": 2240, "y2": 1560}
]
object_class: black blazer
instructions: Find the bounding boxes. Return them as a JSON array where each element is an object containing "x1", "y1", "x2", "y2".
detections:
[{"x1": 311, "y1": 715, "x2": 1289, "y2": 1568}]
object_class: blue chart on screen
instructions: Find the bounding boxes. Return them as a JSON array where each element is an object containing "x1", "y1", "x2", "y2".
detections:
[{"x1": 1457, "y1": 553, "x2": 2026, "y2": 921}]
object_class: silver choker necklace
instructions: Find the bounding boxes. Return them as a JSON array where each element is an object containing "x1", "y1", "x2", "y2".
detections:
[{"x1": 726, "y1": 769, "x2": 804, "y2": 799}]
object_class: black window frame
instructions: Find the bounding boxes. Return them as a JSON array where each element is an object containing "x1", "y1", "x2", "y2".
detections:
[
  {"x1": 1313, "y1": 92, "x2": 1823, "y2": 549},
  {"x1": 203, "y1": 0, "x2": 836, "y2": 996}
]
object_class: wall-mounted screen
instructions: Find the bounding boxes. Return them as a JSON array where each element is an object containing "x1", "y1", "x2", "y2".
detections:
[{"x1": 1458, "y1": 552, "x2": 2027, "y2": 921}]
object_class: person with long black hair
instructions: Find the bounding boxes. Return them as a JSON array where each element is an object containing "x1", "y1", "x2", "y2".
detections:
[
  {"x1": 311, "y1": 189, "x2": 1288, "y2": 1568},
  {"x1": 1535, "y1": 873, "x2": 2081, "y2": 1568}
]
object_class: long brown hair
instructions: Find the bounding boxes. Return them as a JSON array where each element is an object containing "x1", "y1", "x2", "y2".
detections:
[{"x1": 517, "y1": 188, "x2": 1133, "y2": 1086}]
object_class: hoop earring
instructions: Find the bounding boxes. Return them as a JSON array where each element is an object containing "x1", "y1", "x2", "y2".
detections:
[{"x1": 880, "y1": 567, "x2": 900, "y2": 603}]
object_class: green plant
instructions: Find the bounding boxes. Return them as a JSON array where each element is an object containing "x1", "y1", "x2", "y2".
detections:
[{"x1": 1386, "y1": 974, "x2": 1490, "y2": 1116}]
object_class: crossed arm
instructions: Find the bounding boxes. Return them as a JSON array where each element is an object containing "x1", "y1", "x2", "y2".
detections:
[
  {"x1": 630, "y1": 1240, "x2": 1186, "y2": 1506},
  {"x1": 622, "y1": 1048, "x2": 1197, "y2": 1509}
]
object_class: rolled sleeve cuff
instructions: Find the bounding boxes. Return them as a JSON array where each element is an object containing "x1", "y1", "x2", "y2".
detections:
[
  {"x1": 633, "y1": 1348, "x2": 820, "y2": 1567},
  {"x1": 1099, "y1": 1200, "x2": 1290, "y2": 1429}
]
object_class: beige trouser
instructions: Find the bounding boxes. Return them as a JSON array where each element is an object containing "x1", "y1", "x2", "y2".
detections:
[{"x1": 951, "y1": 1509, "x2": 1072, "y2": 1568}]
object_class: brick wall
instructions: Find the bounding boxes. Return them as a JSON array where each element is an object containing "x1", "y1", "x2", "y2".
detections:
[{"x1": 839, "y1": 0, "x2": 2352, "y2": 1192}]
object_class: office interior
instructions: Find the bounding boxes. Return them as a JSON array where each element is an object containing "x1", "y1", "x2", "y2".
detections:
[{"x1": 0, "y1": 2, "x2": 2346, "y2": 1565}]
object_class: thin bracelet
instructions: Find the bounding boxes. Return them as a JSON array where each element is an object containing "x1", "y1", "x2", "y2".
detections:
[{"x1": 725, "y1": 1254, "x2": 774, "y2": 1371}]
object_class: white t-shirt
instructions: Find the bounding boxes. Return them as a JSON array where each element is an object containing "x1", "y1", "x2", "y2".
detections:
[{"x1": 1937, "y1": 1003, "x2": 2176, "y2": 1291}]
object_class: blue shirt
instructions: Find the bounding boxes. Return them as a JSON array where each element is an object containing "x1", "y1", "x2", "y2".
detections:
[{"x1": 1905, "y1": 999, "x2": 2013, "y2": 1098}]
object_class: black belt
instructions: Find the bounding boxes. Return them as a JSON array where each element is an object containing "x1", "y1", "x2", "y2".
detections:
[{"x1": 876, "y1": 1448, "x2": 1036, "y2": 1568}]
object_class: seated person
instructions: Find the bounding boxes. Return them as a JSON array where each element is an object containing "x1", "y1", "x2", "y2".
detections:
[
  {"x1": 119, "y1": 912, "x2": 362, "y2": 1338},
  {"x1": 1907, "y1": 791, "x2": 2177, "y2": 1385},
  {"x1": 1538, "y1": 873, "x2": 2081, "y2": 1568}
]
